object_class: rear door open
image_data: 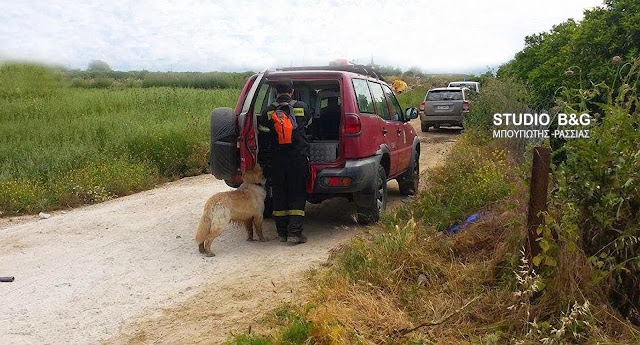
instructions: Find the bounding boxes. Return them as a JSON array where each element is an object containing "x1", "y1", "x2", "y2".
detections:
[{"x1": 237, "y1": 72, "x2": 266, "y2": 174}]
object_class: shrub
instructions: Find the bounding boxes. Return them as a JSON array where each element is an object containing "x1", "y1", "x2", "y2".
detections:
[
  {"x1": 498, "y1": 0, "x2": 640, "y2": 108},
  {"x1": 463, "y1": 77, "x2": 531, "y2": 132},
  {"x1": 392, "y1": 134, "x2": 514, "y2": 229},
  {"x1": 91, "y1": 77, "x2": 114, "y2": 88},
  {"x1": 551, "y1": 59, "x2": 640, "y2": 323}
]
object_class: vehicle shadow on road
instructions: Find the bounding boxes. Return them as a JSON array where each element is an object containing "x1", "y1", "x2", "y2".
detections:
[
  {"x1": 419, "y1": 126, "x2": 462, "y2": 143},
  {"x1": 431, "y1": 126, "x2": 463, "y2": 133}
]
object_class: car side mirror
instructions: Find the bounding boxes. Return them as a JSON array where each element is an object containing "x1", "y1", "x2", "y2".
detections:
[{"x1": 405, "y1": 107, "x2": 418, "y2": 120}]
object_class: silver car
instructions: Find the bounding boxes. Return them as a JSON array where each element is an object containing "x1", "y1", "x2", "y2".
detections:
[
  {"x1": 448, "y1": 81, "x2": 480, "y2": 93},
  {"x1": 419, "y1": 87, "x2": 471, "y2": 132}
]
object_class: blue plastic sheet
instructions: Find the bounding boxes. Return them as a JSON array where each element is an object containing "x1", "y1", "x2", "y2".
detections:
[{"x1": 444, "y1": 212, "x2": 483, "y2": 234}]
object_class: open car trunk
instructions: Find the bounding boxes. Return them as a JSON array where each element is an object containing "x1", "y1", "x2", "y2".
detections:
[
  {"x1": 254, "y1": 80, "x2": 342, "y2": 164},
  {"x1": 307, "y1": 84, "x2": 341, "y2": 163}
]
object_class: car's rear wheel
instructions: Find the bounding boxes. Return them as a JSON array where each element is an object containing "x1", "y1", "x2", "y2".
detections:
[
  {"x1": 421, "y1": 122, "x2": 429, "y2": 132},
  {"x1": 398, "y1": 149, "x2": 419, "y2": 196},
  {"x1": 355, "y1": 165, "x2": 387, "y2": 224}
]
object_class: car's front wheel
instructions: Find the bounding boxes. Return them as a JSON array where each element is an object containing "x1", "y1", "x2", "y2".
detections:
[{"x1": 355, "y1": 165, "x2": 387, "y2": 224}]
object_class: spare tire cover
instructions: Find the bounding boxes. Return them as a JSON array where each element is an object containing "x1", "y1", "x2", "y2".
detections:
[
  {"x1": 210, "y1": 107, "x2": 237, "y2": 142},
  {"x1": 210, "y1": 107, "x2": 239, "y2": 180}
]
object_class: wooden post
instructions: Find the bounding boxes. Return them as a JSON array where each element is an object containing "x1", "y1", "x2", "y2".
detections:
[{"x1": 527, "y1": 147, "x2": 551, "y2": 261}]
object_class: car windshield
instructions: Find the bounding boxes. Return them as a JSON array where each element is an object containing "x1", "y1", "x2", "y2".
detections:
[{"x1": 426, "y1": 90, "x2": 462, "y2": 101}]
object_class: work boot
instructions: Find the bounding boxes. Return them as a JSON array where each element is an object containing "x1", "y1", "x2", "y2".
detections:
[
  {"x1": 278, "y1": 235, "x2": 288, "y2": 242},
  {"x1": 289, "y1": 233, "x2": 307, "y2": 244}
]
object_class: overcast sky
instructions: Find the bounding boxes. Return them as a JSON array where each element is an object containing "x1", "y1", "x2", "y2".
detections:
[{"x1": 0, "y1": 0, "x2": 603, "y2": 73}]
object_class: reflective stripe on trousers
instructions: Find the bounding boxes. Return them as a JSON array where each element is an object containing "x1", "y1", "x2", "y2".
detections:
[{"x1": 272, "y1": 210, "x2": 305, "y2": 216}]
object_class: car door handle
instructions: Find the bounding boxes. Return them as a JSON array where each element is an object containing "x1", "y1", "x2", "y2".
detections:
[
  {"x1": 382, "y1": 127, "x2": 388, "y2": 134},
  {"x1": 396, "y1": 128, "x2": 402, "y2": 135}
]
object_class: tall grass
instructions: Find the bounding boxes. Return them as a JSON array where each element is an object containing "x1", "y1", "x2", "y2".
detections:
[
  {"x1": 396, "y1": 86, "x2": 428, "y2": 109},
  {"x1": 395, "y1": 75, "x2": 459, "y2": 109},
  {"x1": 0, "y1": 63, "x2": 240, "y2": 215}
]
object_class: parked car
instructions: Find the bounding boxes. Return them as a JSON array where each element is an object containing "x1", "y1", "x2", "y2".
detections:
[
  {"x1": 209, "y1": 65, "x2": 420, "y2": 224},
  {"x1": 448, "y1": 81, "x2": 479, "y2": 93},
  {"x1": 419, "y1": 87, "x2": 471, "y2": 132}
]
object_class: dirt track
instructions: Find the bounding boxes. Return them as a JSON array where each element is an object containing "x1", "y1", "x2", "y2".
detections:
[{"x1": 0, "y1": 122, "x2": 459, "y2": 344}]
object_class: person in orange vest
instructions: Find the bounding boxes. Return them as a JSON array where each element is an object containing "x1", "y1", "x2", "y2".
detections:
[{"x1": 257, "y1": 80, "x2": 311, "y2": 244}]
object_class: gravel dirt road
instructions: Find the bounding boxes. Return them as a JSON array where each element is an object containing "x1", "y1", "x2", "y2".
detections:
[{"x1": 0, "y1": 122, "x2": 460, "y2": 344}]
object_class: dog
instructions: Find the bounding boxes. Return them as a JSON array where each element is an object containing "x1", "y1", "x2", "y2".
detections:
[{"x1": 195, "y1": 166, "x2": 267, "y2": 257}]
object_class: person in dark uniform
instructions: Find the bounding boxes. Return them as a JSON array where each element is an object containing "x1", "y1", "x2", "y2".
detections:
[{"x1": 257, "y1": 80, "x2": 311, "y2": 243}]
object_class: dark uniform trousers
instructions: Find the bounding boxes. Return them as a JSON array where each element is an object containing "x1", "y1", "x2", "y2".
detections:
[{"x1": 271, "y1": 147, "x2": 308, "y2": 237}]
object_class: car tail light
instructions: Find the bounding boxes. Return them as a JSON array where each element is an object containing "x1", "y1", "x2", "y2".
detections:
[
  {"x1": 344, "y1": 114, "x2": 361, "y2": 135},
  {"x1": 462, "y1": 100, "x2": 470, "y2": 112},
  {"x1": 419, "y1": 101, "x2": 425, "y2": 114},
  {"x1": 323, "y1": 177, "x2": 351, "y2": 186}
]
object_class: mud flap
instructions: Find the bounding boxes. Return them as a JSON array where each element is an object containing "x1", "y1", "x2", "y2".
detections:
[{"x1": 306, "y1": 164, "x2": 316, "y2": 194}]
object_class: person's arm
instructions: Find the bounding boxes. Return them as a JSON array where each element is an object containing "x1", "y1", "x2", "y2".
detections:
[
  {"x1": 258, "y1": 107, "x2": 273, "y2": 134},
  {"x1": 257, "y1": 106, "x2": 275, "y2": 177},
  {"x1": 293, "y1": 101, "x2": 312, "y2": 128}
]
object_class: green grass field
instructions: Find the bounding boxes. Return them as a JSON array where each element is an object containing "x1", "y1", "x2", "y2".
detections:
[{"x1": 0, "y1": 64, "x2": 239, "y2": 215}]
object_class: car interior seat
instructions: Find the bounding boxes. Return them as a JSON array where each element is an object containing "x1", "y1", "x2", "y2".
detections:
[{"x1": 318, "y1": 93, "x2": 341, "y2": 140}]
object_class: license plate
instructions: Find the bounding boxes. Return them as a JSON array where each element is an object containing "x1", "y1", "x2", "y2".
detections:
[{"x1": 437, "y1": 106, "x2": 449, "y2": 110}]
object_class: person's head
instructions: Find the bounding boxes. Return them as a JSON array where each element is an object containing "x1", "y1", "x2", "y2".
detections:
[{"x1": 274, "y1": 79, "x2": 294, "y2": 96}]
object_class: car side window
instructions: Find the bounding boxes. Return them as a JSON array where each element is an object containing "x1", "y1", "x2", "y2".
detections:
[
  {"x1": 368, "y1": 81, "x2": 390, "y2": 120},
  {"x1": 241, "y1": 75, "x2": 262, "y2": 113},
  {"x1": 382, "y1": 84, "x2": 403, "y2": 121},
  {"x1": 352, "y1": 79, "x2": 375, "y2": 114},
  {"x1": 253, "y1": 83, "x2": 271, "y2": 115}
]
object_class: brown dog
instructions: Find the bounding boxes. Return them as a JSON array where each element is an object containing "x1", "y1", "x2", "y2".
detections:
[{"x1": 195, "y1": 166, "x2": 267, "y2": 256}]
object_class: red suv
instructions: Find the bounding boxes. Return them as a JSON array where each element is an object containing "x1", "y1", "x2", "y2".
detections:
[{"x1": 209, "y1": 65, "x2": 419, "y2": 224}]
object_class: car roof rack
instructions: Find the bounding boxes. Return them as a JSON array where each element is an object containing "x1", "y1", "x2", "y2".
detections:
[{"x1": 274, "y1": 64, "x2": 385, "y2": 82}]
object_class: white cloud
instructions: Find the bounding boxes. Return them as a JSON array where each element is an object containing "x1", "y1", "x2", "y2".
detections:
[{"x1": 0, "y1": 0, "x2": 603, "y2": 72}]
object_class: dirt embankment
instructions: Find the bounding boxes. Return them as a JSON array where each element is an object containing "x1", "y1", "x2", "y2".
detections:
[{"x1": 0, "y1": 121, "x2": 459, "y2": 344}]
